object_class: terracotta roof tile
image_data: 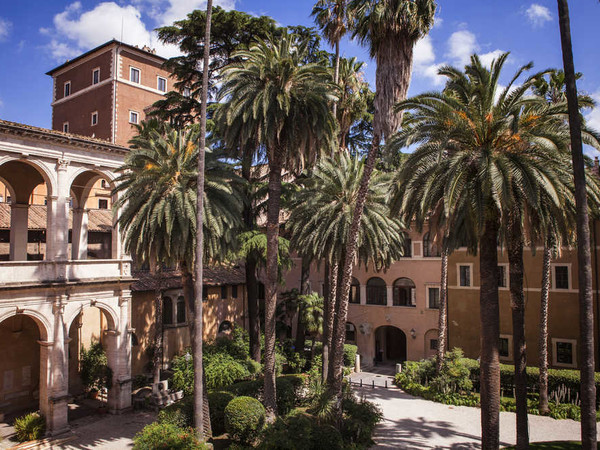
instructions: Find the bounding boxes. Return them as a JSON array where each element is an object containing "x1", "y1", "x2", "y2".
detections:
[
  {"x1": 0, "y1": 203, "x2": 112, "y2": 232},
  {"x1": 131, "y1": 265, "x2": 246, "y2": 292}
]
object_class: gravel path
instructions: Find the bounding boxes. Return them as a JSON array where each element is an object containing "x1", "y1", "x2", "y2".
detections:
[{"x1": 350, "y1": 371, "x2": 595, "y2": 449}]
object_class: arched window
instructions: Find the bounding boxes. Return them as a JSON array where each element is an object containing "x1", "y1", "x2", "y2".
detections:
[
  {"x1": 163, "y1": 297, "x2": 173, "y2": 325},
  {"x1": 346, "y1": 322, "x2": 356, "y2": 343},
  {"x1": 349, "y1": 277, "x2": 360, "y2": 304},
  {"x1": 366, "y1": 277, "x2": 387, "y2": 305},
  {"x1": 176, "y1": 296, "x2": 186, "y2": 323},
  {"x1": 423, "y1": 232, "x2": 441, "y2": 257},
  {"x1": 219, "y1": 320, "x2": 233, "y2": 333},
  {"x1": 393, "y1": 278, "x2": 416, "y2": 306}
]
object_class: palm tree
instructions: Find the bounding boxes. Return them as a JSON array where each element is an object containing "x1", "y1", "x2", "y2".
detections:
[
  {"x1": 193, "y1": 0, "x2": 213, "y2": 437},
  {"x1": 287, "y1": 152, "x2": 405, "y2": 381},
  {"x1": 215, "y1": 31, "x2": 337, "y2": 418},
  {"x1": 311, "y1": 0, "x2": 353, "y2": 116},
  {"x1": 388, "y1": 53, "x2": 590, "y2": 449},
  {"x1": 336, "y1": 57, "x2": 371, "y2": 150},
  {"x1": 298, "y1": 293, "x2": 325, "y2": 362},
  {"x1": 329, "y1": 0, "x2": 437, "y2": 399}
]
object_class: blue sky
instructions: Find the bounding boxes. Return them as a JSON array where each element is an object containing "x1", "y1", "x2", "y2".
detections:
[{"x1": 1, "y1": 0, "x2": 600, "y2": 143}]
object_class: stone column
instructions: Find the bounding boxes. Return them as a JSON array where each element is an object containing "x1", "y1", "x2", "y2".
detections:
[
  {"x1": 106, "y1": 295, "x2": 132, "y2": 414},
  {"x1": 53, "y1": 159, "x2": 70, "y2": 262},
  {"x1": 71, "y1": 208, "x2": 88, "y2": 260},
  {"x1": 359, "y1": 285, "x2": 367, "y2": 306},
  {"x1": 46, "y1": 299, "x2": 70, "y2": 435},
  {"x1": 386, "y1": 285, "x2": 394, "y2": 307},
  {"x1": 111, "y1": 199, "x2": 122, "y2": 260},
  {"x1": 9, "y1": 203, "x2": 29, "y2": 261}
]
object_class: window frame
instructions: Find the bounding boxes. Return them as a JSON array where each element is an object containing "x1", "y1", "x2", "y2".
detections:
[
  {"x1": 429, "y1": 339, "x2": 439, "y2": 351},
  {"x1": 366, "y1": 277, "x2": 387, "y2": 305},
  {"x1": 92, "y1": 67, "x2": 100, "y2": 85},
  {"x1": 552, "y1": 263, "x2": 571, "y2": 290},
  {"x1": 231, "y1": 285, "x2": 238, "y2": 299},
  {"x1": 157, "y1": 76, "x2": 167, "y2": 92},
  {"x1": 499, "y1": 334, "x2": 513, "y2": 361},
  {"x1": 62, "y1": 122, "x2": 69, "y2": 133},
  {"x1": 98, "y1": 199, "x2": 108, "y2": 209},
  {"x1": 457, "y1": 263, "x2": 473, "y2": 287},
  {"x1": 91, "y1": 111, "x2": 98, "y2": 126},
  {"x1": 130, "y1": 66, "x2": 141, "y2": 84},
  {"x1": 176, "y1": 296, "x2": 186, "y2": 324},
  {"x1": 552, "y1": 338, "x2": 577, "y2": 368},
  {"x1": 221, "y1": 285, "x2": 228, "y2": 300},
  {"x1": 498, "y1": 263, "x2": 509, "y2": 289},
  {"x1": 427, "y1": 284, "x2": 441, "y2": 309},
  {"x1": 64, "y1": 81, "x2": 71, "y2": 97},
  {"x1": 129, "y1": 110, "x2": 139, "y2": 124},
  {"x1": 162, "y1": 296, "x2": 174, "y2": 325}
]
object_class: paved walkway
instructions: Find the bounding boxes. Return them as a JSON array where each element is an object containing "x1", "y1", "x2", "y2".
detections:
[{"x1": 350, "y1": 370, "x2": 595, "y2": 449}]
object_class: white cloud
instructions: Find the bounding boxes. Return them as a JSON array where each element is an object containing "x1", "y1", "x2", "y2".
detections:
[
  {"x1": 479, "y1": 50, "x2": 505, "y2": 67},
  {"x1": 525, "y1": 4, "x2": 553, "y2": 27},
  {"x1": 42, "y1": 1, "x2": 183, "y2": 62},
  {"x1": 156, "y1": 0, "x2": 236, "y2": 26},
  {"x1": 447, "y1": 30, "x2": 478, "y2": 66},
  {"x1": 0, "y1": 17, "x2": 12, "y2": 41},
  {"x1": 586, "y1": 91, "x2": 600, "y2": 135},
  {"x1": 413, "y1": 35, "x2": 445, "y2": 86}
]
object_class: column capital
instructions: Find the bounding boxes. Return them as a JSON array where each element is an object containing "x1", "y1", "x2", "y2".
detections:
[{"x1": 57, "y1": 159, "x2": 70, "y2": 171}]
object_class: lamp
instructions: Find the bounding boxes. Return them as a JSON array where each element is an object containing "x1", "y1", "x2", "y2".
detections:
[{"x1": 410, "y1": 328, "x2": 416, "y2": 339}]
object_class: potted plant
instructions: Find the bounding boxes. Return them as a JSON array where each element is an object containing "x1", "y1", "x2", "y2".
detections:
[{"x1": 80, "y1": 342, "x2": 113, "y2": 406}]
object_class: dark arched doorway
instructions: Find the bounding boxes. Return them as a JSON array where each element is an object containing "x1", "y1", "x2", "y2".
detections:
[{"x1": 375, "y1": 326, "x2": 407, "y2": 363}]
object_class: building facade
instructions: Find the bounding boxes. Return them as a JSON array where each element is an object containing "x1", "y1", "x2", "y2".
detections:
[
  {"x1": 447, "y1": 228, "x2": 600, "y2": 371},
  {"x1": 46, "y1": 40, "x2": 172, "y2": 147}
]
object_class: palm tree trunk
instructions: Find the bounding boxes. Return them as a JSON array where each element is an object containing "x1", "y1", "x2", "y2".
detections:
[
  {"x1": 332, "y1": 40, "x2": 340, "y2": 120},
  {"x1": 557, "y1": 2, "x2": 597, "y2": 448},
  {"x1": 192, "y1": 0, "x2": 213, "y2": 438},
  {"x1": 264, "y1": 154, "x2": 283, "y2": 420},
  {"x1": 322, "y1": 260, "x2": 338, "y2": 382},
  {"x1": 295, "y1": 258, "x2": 310, "y2": 354},
  {"x1": 508, "y1": 211, "x2": 529, "y2": 450},
  {"x1": 480, "y1": 217, "x2": 501, "y2": 450},
  {"x1": 242, "y1": 156, "x2": 261, "y2": 363},
  {"x1": 436, "y1": 250, "x2": 448, "y2": 374},
  {"x1": 538, "y1": 245, "x2": 552, "y2": 415},
  {"x1": 329, "y1": 137, "x2": 380, "y2": 395}
]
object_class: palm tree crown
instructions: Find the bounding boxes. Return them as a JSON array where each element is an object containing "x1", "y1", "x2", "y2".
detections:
[{"x1": 114, "y1": 122, "x2": 243, "y2": 267}]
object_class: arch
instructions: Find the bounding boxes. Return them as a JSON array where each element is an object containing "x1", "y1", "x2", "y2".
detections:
[
  {"x1": 424, "y1": 328, "x2": 440, "y2": 357},
  {"x1": 218, "y1": 320, "x2": 233, "y2": 333},
  {"x1": 69, "y1": 168, "x2": 116, "y2": 210},
  {"x1": 0, "y1": 156, "x2": 57, "y2": 200},
  {"x1": 375, "y1": 325, "x2": 407, "y2": 363},
  {"x1": 423, "y1": 232, "x2": 441, "y2": 257},
  {"x1": 349, "y1": 277, "x2": 360, "y2": 304},
  {"x1": 64, "y1": 300, "x2": 119, "y2": 333},
  {"x1": 0, "y1": 308, "x2": 50, "y2": 341},
  {"x1": 393, "y1": 277, "x2": 416, "y2": 307},
  {"x1": 345, "y1": 322, "x2": 356, "y2": 344},
  {"x1": 366, "y1": 277, "x2": 386, "y2": 305}
]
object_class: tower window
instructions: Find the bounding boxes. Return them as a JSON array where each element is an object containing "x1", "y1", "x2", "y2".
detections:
[
  {"x1": 64, "y1": 81, "x2": 71, "y2": 97},
  {"x1": 157, "y1": 76, "x2": 167, "y2": 92},
  {"x1": 130, "y1": 67, "x2": 140, "y2": 84},
  {"x1": 92, "y1": 68, "x2": 100, "y2": 85}
]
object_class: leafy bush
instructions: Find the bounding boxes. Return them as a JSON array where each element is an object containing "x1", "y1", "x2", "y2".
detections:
[
  {"x1": 171, "y1": 353, "x2": 194, "y2": 397},
  {"x1": 14, "y1": 412, "x2": 45, "y2": 442},
  {"x1": 80, "y1": 342, "x2": 112, "y2": 392},
  {"x1": 226, "y1": 379, "x2": 262, "y2": 398},
  {"x1": 204, "y1": 352, "x2": 251, "y2": 389},
  {"x1": 341, "y1": 396, "x2": 383, "y2": 448},
  {"x1": 133, "y1": 422, "x2": 207, "y2": 449},
  {"x1": 206, "y1": 327, "x2": 250, "y2": 361},
  {"x1": 275, "y1": 377, "x2": 296, "y2": 416},
  {"x1": 259, "y1": 411, "x2": 343, "y2": 450},
  {"x1": 429, "y1": 348, "x2": 473, "y2": 395},
  {"x1": 225, "y1": 376, "x2": 306, "y2": 414},
  {"x1": 225, "y1": 396, "x2": 266, "y2": 445},
  {"x1": 157, "y1": 397, "x2": 193, "y2": 429},
  {"x1": 343, "y1": 344, "x2": 358, "y2": 368},
  {"x1": 208, "y1": 391, "x2": 235, "y2": 436}
]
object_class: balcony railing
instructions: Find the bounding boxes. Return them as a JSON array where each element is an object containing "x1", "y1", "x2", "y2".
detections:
[{"x1": 0, "y1": 259, "x2": 132, "y2": 286}]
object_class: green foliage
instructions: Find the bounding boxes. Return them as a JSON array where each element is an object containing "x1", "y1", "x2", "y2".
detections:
[
  {"x1": 80, "y1": 342, "x2": 112, "y2": 392},
  {"x1": 157, "y1": 397, "x2": 194, "y2": 429},
  {"x1": 260, "y1": 412, "x2": 343, "y2": 450},
  {"x1": 208, "y1": 391, "x2": 235, "y2": 436},
  {"x1": 171, "y1": 353, "x2": 194, "y2": 397},
  {"x1": 14, "y1": 412, "x2": 45, "y2": 443},
  {"x1": 224, "y1": 375, "x2": 306, "y2": 414},
  {"x1": 429, "y1": 348, "x2": 473, "y2": 395},
  {"x1": 224, "y1": 396, "x2": 266, "y2": 445},
  {"x1": 236, "y1": 231, "x2": 293, "y2": 281},
  {"x1": 343, "y1": 344, "x2": 358, "y2": 368},
  {"x1": 341, "y1": 396, "x2": 384, "y2": 448},
  {"x1": 133, "y1": 422, "x2": 207, "y2": 450},
  {"x1": 204, "y1": 352, "x2": 252, "y2": 390}
]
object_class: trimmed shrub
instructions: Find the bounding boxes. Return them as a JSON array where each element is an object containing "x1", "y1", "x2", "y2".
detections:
[
  {"x1": 133, "y1": 422, "x2": 207, "y2": 449},
  {"x1": 157, "y1": 397, "x2": 193, "y2": 429},
  {"x1": 226, "y1": 379, "x2": 262, "y2": 398},
  {"x1": 14, "y1": 412, "x2": 45, "y2": 442},
  {"x1": 225, "y1": 396, "x2": 266, "y2": 445},
  {"x1": 343, "y1": 344, "x2": 358, "y2": 368},
  {"x1": 208, "y1": 391, "x2": 235, "y2": 436}
]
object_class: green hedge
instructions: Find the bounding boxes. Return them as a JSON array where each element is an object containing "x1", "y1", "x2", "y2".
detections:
[
  {"x1": 133, "y1": 422, "x2": 207, "y2": 450},
  {"x1": 260, "y1": 411, "x2": 343, "y2": 449},
  {"x1": 225, "y1": 375, "x2": 306, "y2": 415},
  {"x1": 225, "y1": 396, "x2": 266, "y2": 445},
  {"x1": 208, "y1": 391, "x2": 235, "y2": 436}
]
